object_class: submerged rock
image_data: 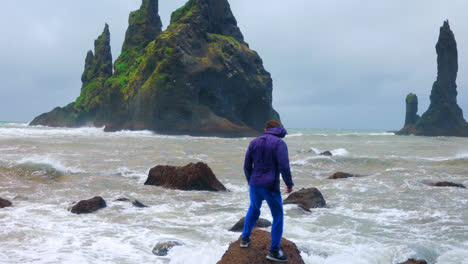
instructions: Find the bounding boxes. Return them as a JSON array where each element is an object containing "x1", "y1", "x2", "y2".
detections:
[
  {"x1": 71, "y1": 196, "x2": 107, "y2": 214},
  {"x1": 328, "y1": 172, "x2": 360, "y2": 179},
  {"x1": 429, "y1": 181, "x2": 466, "y2": 188},
  {"x1": 144, "y1": 162, "x2": 227, "y2": 191},
  {"x1": 283, "y1": 188, "x2": 326, "y2": 212},
  {"x1": 217, "y1": 229, "x2": 304, "y2": 264},
  {"x1": 152, "y1": 241, "x2": 183, "y2": 256},
  {"x1": 319, "y1": 151, "x2": 333, "y2": 156},
  {"x1": 399, "y1": 259, "x2": 428, "y2": 264},
  {"x1": 0, "y1": 198, "x2": 12, "y2": 208},
  {"x1": 115, "y1": 197, "x2": 148, "y2": 208},
  {"x1": 397, "y1": 20, "x2": 468, "y2": 137},
  {"x1": 30, "y1": 0, "x2": 280, "y2": 137},
  {"x1": 229, "y1": 216, "x2": 272, "y2": 232}
]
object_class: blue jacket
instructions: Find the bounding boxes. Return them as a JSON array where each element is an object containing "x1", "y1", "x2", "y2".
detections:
[{"x1": 244, "y1": 126, "x2": 294, "y2": 193}]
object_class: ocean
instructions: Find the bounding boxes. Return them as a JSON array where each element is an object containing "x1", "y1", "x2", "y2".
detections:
[{"x1": 0, "y1": 122, "x2": 467, "y2": 264}]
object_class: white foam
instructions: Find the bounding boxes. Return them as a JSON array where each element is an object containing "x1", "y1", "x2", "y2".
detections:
[
  {"x1": 331, "y1": 148, "x2": 349, "y2": 156},
  {"x1": 286, "y1": 132, "x2": 303, "y2": 138}
]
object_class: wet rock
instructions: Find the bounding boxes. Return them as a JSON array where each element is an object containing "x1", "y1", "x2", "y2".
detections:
[
  {"x1": 0, "y1": 198, "x2": 12, "y2": 208},
  {"x1": 229, "y1": 217, "x2": 272, "y2": 232},
  {"x1": 71, "y1": 196, "x2": 107, "y2": 214},
  {"x1": 399, "y1": 259, "x2": 428, "y2": 264},
  {"x1": 115, "y1": 197, "x2": 148, "y2": 208},
  {"x1": 319, "y1": 151, "x2": 333, "y2": 156},
  {"x1": 328, "y1": 172, "x2": 360, "y2": 179},
  {"x1": 283, "y1": 188, "x2": 326, "y2": 212},
  {"x1": 217, "y1": 229, "x2": 304, "y2": 264},
  {"x1": 144, "y1": 162, "x2": 227, "y2": 191},
  {"x1": 152, "y1": 240, "x2": 183, "y2": 256},
  {"x1": 429, "y1": 181, "x2": 466, "y2": 188}
]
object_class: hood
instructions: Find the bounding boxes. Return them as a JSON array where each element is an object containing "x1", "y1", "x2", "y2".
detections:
[{"x1": 265, "y1": 126, "x2": 287, "y2": 138}]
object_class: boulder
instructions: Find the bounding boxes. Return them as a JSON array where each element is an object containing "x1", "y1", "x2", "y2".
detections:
[
  {"x1": 319, "y1": 151, "x2": 333, "y2": 156},
  {"x1": 217, "y1": 229, "x2": 304, "y2": 264},
  {"x1": 152, "y1": 241, "x2": 183, "y2": 256},
  {"x1": 0, "y1": 198, "x2": 12, "y2": 208},
  {"x1": 115, "y1": 197, "x2": 148, "y2": 208},
  {"x1": 71, "y1": 196, "x2": 107, "y2": 214},
  {"x1": 399, "y1": 259, "x2": 428, "y2": 264},
  {"x1": 144, "y1": 162, "x2": 227, "y2": 191},
  {"x1": 229, "y1": 217, "x2": 272, "y2": 232},
  {"x1": 283, "y1": 188, "x2": 326, "y2": 212},
  {"x1": 429, "y1": 181, "x2": 465, "y2": 188},
  {"x1": 397, "y1": 20, "x2": 468, "y2": 137},
  {"x1": 328, "y1": 172, "x2": 360, "y2": 179}
]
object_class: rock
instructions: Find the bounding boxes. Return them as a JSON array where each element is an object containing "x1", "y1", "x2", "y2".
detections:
[
  {"x1": 229, "y1": 217, "x2": 272, "y2": 232},
  {"x1": 403, "y1": 93, "x2": 421, "y2": 128},
  {"x1": 283, "y1": 188, "x2": 326, "y2": 212},
  {"x1": 144, "y1": 162, "x2": 227, "y2": 191},
  {"x1": 429, "y1": 181, "x2": 466, "y2": 188},
  {"x1": 328, "y1": 172, "x2": 360, "y2": 179},
  {"x1": 399, "y1": 259, "x2": 428, "y2": 264},
  {"x1": 115, "y1": 198, "x2": 148, "y2": 208},
  {"x1": 29, "y1": 0, "x2": 280, "y2": 137},
  {"x1": 0, "y1": 198, "x2": 12, "y2": 208},
  {"x1": 152, "y1": 241, "x2": 183, "y2": 256},
  {"x1": 319, "y1": 151, "x2": 332, "y2": 156},
  {"x1": 217, "y1": 229, "x2": 304, "y2": 264},
  {"x1": 397, "y1": 20, "x2": 468, "y2": 137},
  {"x1": 71, "y1": 196, "x2": 107, "y2": 214}
]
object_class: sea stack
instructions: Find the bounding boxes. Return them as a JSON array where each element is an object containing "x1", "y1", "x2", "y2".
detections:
[
  {"x1": 397, "y1": 20, "x2": 468, "y2": 136},
  {"x1": 30, "y1": 0, "x2": 280, "y2": 137}
]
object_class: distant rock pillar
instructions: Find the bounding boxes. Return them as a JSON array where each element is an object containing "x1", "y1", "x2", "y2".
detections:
[{"x1": 404, "y1": 93, "x2": 420, "y2": 126}]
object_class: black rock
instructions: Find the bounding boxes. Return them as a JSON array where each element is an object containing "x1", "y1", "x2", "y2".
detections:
[
  {"x1": 229, "y1": 216, "x2": 272, "y2": 232},
  {"x1": 115, "y1": 198, "x2": 148, "y2": 208},
  {"x1": 71, "y1": 196, "x2": 107, "y2": 214},
  {"x1": 283, "y1": 188, "x2": 326, "y2": 212},
  {"x1": 429, "y1": 181, "x2": 466, "y2": 188},
  {"x1": 319, "y1": 151, "x2": 332, "y2": 156},
  {"x1": 0, "y1": 198, "x2": 12, "y2": 208},
  {"x1": 399, "y1": 259, "x2": 428, "y2": 264},
  {"x1": 328, "y1": 172, "x2": 360, "y2": 179},
  {"x1": 152, "y1": 241, "x2": 183, "y2": 256}
]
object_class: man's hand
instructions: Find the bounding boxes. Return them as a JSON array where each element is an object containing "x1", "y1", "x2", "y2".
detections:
[{"x1": 286, "y1": 187, "x2": 293, "y2": 193}]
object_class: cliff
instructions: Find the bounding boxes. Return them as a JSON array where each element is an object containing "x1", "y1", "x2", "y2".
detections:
[
  {"x1": 30, "y1": 0, "x2": 280, "y2": 137},
  {"x1": 397, "y1": 21, "x2": 468, "y2": 136}
]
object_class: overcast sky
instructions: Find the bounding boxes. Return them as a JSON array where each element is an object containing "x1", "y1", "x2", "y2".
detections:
[{"x1": 1, "y1": 0, "x2": 467, "y2": 130}]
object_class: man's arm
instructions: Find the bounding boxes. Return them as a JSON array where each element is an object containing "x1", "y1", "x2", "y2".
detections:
[
  {"x1": 277, "y1": 140, "x2": 294, "y2": 190},
  {"x1": 243, "y1": 143, "x2": 253, "y2": 183}
]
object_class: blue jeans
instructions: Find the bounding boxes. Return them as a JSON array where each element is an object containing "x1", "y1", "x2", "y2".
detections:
[{"x1": 242, "y1": 185, "x2": 284, "y2": 252}]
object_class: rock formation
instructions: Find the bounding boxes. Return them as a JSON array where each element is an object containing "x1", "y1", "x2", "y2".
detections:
[
  {"x1": 30, "y1": 0, "x2": 280, "y2": 137},
  {"x1": 319, "y1": 150, "x2": 333, "y2": 156},
  {"x1": 328, "y1": 171, "x2": 361, "y2": 179},
  {"x1": 404, "y1": 93, "x2": 420, "y2": 127},
  {"x1": 0, "y1": 198, "x2": 12, "y2": 208},
  {"x1": 398, "y1": 21, "x2": 468, "y2": 136},
  {"x1": 217, "y1": 229, "x2": 304, "y2": 264},
  {"x1": 229, "y1": 216, "x2": 272, "y2": 232},
  {"x1": 283, "y1": 188, "x2": 326, "y2": 211},
  {"x1": 70, "y1": 196, "x2": 107, "y2": 214},
  {"x1": 144, "y1": 162, "x2": 227, "y2": 191}
]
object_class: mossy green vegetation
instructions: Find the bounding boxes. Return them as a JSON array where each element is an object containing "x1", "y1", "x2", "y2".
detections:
[{"x1": 170, "y1": 0, "x2": 196, "y2": 24}]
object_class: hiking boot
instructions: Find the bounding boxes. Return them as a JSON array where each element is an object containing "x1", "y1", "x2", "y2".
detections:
[
  {"x1": 240, "y1": 238, "x2": 251, "y2": 248},
  {"x1": 266, "y1": 250, "x2": 288, "y2": 262}
]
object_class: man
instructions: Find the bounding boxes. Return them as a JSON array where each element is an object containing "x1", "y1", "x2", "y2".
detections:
[{"x1": 240, "y1": 120, "x2": 294, "y2": 262}]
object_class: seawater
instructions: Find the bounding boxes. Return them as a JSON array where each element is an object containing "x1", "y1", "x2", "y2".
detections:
[{"x1": 0, "y1": 122, "x2": 467, "y2": 264}]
